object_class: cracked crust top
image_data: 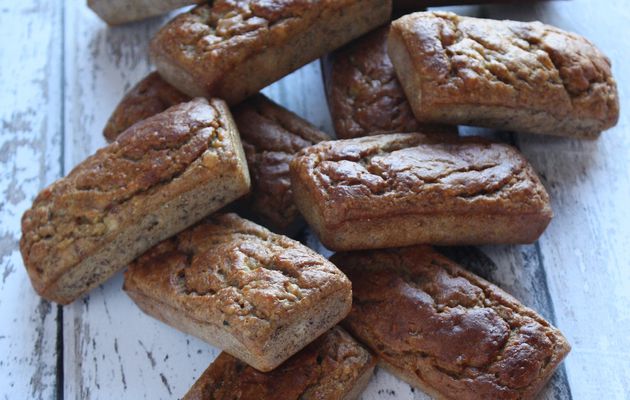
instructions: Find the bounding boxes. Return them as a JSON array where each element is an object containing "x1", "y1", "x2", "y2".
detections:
[
  {"x1": 20, "y1": 98, "x2": 235, "y2": 295},
  {"x1": 124, "y1": 213, "x2": 351, "y2": 346},
  {"x1": 233, "y1": 94, "x2": 330, "y2": 231},
  {"x1": 150, "y1": 0, "x2": 361, "y2": 101},
  {"x1": 290, "y1": 133, "x2": 551, "y2": 227},
  {"x1": 389, "y1": 11, "x2": 619, "y2": 136},
  {"x1": 183, "y1": 327, "x2": 375, "y2": 400},
  {"x1": 324, "y1": 26, "x2": 453, "y2": 139},
  {"x1": 333, "y1": 246, "x2": 571, "y2": 400},
  {"x1": 103, "y1": 72, "x2": 190, "y2": 141}
]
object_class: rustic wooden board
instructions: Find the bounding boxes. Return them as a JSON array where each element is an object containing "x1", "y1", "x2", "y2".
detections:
[{"x1": 0, "y1": 1, "x2": 63, "y2": 399}]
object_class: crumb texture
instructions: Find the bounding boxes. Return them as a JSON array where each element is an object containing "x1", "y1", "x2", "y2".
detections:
[
  {"x1": 125, "y1": 214, "x2": 349, "y2": 336},
  {"x1": 392, "y1": 11, "x2": 618, "y2": 129},
  {"x1": 334, "y1": 246, "x2": 570, "y2": 400},
  {"x1": 292, "y1": 133, "x2": 550, "y2": 224},
  {"x1": 21, "y1": 99, "x2": 228, "y2": 286},
  {"x1": 233, "y1": 94, "x2": 329, "y2": 230},
  {"x1": 183, "y1": 327, "x2": 374, "y2": 400}
]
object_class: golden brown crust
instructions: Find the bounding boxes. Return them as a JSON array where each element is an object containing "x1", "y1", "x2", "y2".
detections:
[
  {"x1": 183, "y1": 327, "x2": 375, "y2": 400},
  {"x1": 290, "y1": 133, "x2": 552, "y2": 250},
  {"x1": 332, "y1": 246, "x2": 571, "y2": 400},
  {"x1": 232, "y1": 94, "x2": 330, "y2": 231},
  {"x1": 102, "y1": 72, "x2": 330, "y2": 232},
  {"x1": 103, "y1": 72, "x2": 190, "y2": 141},
  {"x1": 388, "y1": 11, "x2": 619, "y2": 138},
  {"x1": 323, "y1": 26, "x2": 454, "y2": 139},
  {"x1": 150, "y1": 0, "x2": 392, "y2": 104},
  {"x1": 20, "y1": 98, "x2": 250, "y2": 303},
  {"x1": 124, "y1": 213, "x2": 352, "y2": 371}
]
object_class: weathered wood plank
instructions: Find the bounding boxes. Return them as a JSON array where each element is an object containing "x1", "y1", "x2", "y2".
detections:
[
  {"x1": 0, "y1": 1, "x2": 63, "y2": 399},
  {"x1": 475, "y1": 1, "x2": 630, "y2": 397}
]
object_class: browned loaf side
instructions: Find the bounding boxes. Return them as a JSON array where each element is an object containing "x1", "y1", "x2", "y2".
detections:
[
  {"x1": 183, "y1": 327, "x2": 375, "y2": 400},
  {"x1": 150, "y1": 0, "x2": 392, "y2": 105},
  {"x1": 290, "y1": 133, "x2": 552, "y2": 251},
  {"x1": 20, "y1": 98, "x2": 250, "y2": 304},
  {"x1": 322, "y1": 26, "x2": 455, "y2": 139},
  {"x1": 332, "y1": 246, "x2": 571, "y2": 400},
  {"x1": 231, "y1": 94, "x2": 330, "y2": 232},
  {"x1": 123, "y1": 213, "x2": 352, "y2": 372},
  {"x1": 388, "y1": 11, "x2": 619, "y2": 138},
  {"x1": 102, "y1": 73, "x2": 330, "y2": 232},
  {"x1": 88, "y1": 0, "x2": 202, "y2": 25}
]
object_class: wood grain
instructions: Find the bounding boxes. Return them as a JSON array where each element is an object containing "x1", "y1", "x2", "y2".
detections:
[{"x1": 0, "y1": 1, "x2": 63, "y2": 399}]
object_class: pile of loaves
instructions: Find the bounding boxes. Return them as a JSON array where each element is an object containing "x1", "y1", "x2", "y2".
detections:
[{"x1": 21, "y1": 1, "x2": 619, "y2": 399}]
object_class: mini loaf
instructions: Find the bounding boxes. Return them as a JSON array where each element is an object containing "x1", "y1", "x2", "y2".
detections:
[
  {"x1": 103, "y1": 72, "x2": 190, "y2": 142},
  {"x1": 103, "y1": 73, "x2": 330, "y2": 232},
  {"x1": 332, "y1": 246, "x2": 571, "y2": 400},
  {"x1": 322, "y1": 26, "x2": 455, "y2": 139},
  {"x1": 123, "y1": 213, "x2": 352, "y2": 372},
  {"x1": 150, "y1": 0, "x2": 392, "y2": 104},
  {"x1": 20, "y1": 98, "x2": 250, "y2": 304},
  {"x1": 388, "y1": 11, "x2": 619, "y2": 139},
  {"x1": 183, "y1": 327, "x2": 375, "y2": 400},
  {"x1": 88, "y1": 0, "x2": 202, "y2": 25},
  {"x1": 231, "y1": 94, "x2": 330, "y2": 232},
  {"x1": 290, "y1": 133, "x2": 552, "y2": 250}
]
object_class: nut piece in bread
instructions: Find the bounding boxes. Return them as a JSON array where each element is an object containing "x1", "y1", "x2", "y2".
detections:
[
  {"x1": 290, "y1": 133, "x2": 552, "y2": 250},
  {"x1": 20, "y1": 98, "x2": 250, "y2": 304},
  {"x1": 388, "y1": 11, "x2": 619, "y2": 138},
  {"x1": 332, "y1": 246, "x2": 571, "y2": 400},
  {"x1": 102, "y1": 73, "x2": 330, "y2": 233},
  {"x1": 150, "y1": 0, "x2": 393, "y2": 105},
  {"x1": 322, "y1": 26, "x2": 455, "y2": 139},
  {"x1": 183, "y1": 327, "x2": 375, "y2": 400},
  {"x1": 88, "y1": 0, "x2": 202, "y2": 25},
  {"x1": 123, "y1": 213, "x2": 353, "y2": 372}
]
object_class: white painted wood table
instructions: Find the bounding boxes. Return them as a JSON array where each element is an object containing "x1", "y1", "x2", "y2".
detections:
[{"x1": 1, "y1": 1, "x2": 629, "y2": 399}]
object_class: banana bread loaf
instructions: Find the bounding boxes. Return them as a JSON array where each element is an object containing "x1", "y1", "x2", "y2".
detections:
[
  {"x1": 103, "y1": 73, "x2": 330, "y2": 232},
  {"x1": 103, "y1": 72, "x2": 190, "y2": 141},
  {"x1": 124, "y1": 213, "x2": 352, "y2": 372},
  {"x1": 183, "y1": 327, "x2": 375, "y2": 400},
  {"x1": 332, "y1": 246, "x2": 571, "y2": 400},
  {"x1": 232, "y1": 94, "x2": 330, "y2": 232},
  {"x1": 322, "y1": 26, "x2": 455, "y2": 139},
  {"x1": 388, "y1": 11, "x2": 619, "y2": 139},
  {"x1": 290, "y1": 133, "x2": 552, "y2": 250},
  {"x1": 20, "y1": 98, "x2": 250, "y2": 304},
  {"x1": 150, "y1": 0, "x2": 392, "y2": 104},
  {"x1": 88, "y1": 0, "x2": 202, "y2": 25}
]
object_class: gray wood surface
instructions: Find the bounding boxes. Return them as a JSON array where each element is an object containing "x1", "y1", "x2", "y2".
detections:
[
  {"x1": 0, "y1": 1, "x2": 63, "y2": 399},
  {"x1": 0, "y1": 0, "x2": 628, "y2": 399}
]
